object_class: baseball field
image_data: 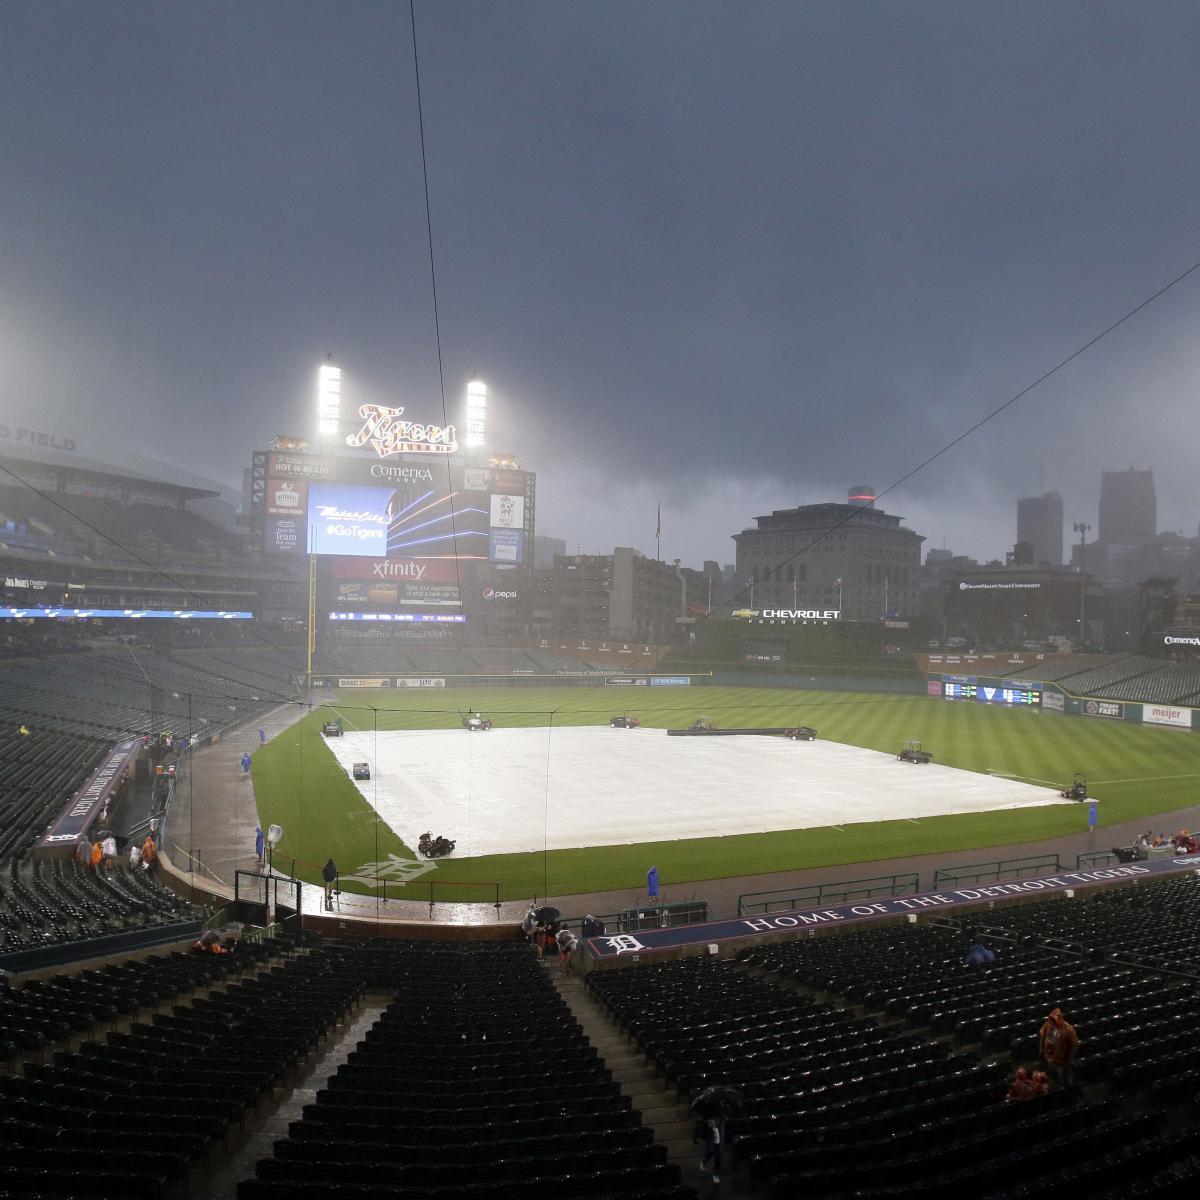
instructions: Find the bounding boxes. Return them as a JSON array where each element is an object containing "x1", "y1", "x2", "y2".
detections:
[{"x1": 250, "y1": 685, "x2": 1200, "y2": 901}]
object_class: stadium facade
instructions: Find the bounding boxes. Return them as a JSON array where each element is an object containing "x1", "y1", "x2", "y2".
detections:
[{"x1": 733, "y1": 500, "x2": 924, "y2": 622}]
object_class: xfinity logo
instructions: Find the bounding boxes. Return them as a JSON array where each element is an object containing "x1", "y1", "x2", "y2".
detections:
[{"x1": 372, "y1": 561, "x2": 427, "y2": 579}]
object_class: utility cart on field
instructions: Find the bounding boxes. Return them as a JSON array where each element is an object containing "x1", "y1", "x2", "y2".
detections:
[{"x1": 898, "y1": 739, "x2": 933, "y2": 764}]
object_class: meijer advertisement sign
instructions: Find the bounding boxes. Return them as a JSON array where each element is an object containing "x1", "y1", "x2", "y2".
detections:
[{"x1": 1143, "y1": 704, "x2": 1192, "y2": 729}]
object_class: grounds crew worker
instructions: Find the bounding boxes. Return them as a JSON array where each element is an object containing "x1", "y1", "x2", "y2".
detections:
[{"x1": 322, "y1": 857, "x2": 338, "y2": 909}]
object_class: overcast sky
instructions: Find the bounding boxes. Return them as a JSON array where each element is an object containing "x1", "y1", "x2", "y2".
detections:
[{"x1": 2, "y1": 0, "x2": 1199, "y2": 568}]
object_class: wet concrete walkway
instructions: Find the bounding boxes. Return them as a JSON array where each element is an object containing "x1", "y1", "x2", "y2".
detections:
[{"x1": 547, "y1": 958, "x2": 748, "y2": 1197}]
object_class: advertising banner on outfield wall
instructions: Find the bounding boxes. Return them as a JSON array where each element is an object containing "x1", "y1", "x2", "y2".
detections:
[
  {"x1": 1083, "y1": 698, "x2": 1124, "y2": 719},
  {"x1": 338, "y1": 677, "x2": 392, "y2": 688},
  {"x1": 395, "y1": 677, "x2": 446, "y2": 688},
  {"x1": 1042, "y1": 690, "x2": 1065, "y2": 712},
  {"x1": 1143, "y1": 704, "x2": 1193, "y2": 729}
]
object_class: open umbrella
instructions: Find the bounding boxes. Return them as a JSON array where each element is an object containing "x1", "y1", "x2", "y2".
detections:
[
  {"x1": 534, "y1": 906, "x2": 561, "y2": 925},
  {"x1": 692, "y1": 1085, "x2": 744, "y2": 1119}
]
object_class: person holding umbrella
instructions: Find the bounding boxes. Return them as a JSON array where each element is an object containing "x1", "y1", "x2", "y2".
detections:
[
  {"x1": 533, "y1": 906, "x2": 560, "y2": 959},
  {"x1": 692, "y1": 1086, "x2": 743, "y2": 1184}
]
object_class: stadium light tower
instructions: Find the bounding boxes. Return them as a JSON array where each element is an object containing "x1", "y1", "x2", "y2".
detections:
[
  {"x1": 465, "y1": 379, "x2": 487, "y2": 453},
  {"x1": 316, "y1": 357, "x2": 342, "y2": 439},
  {"x1": 1073, "y1": 521, "x2": 1091, "y2": 648}
]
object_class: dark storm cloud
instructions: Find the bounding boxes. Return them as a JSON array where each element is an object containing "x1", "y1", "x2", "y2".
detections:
[{"x1": 2, "y1": 0, "x2": 1199, "y2": 566}]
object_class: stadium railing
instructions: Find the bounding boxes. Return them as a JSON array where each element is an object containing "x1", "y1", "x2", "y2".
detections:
[
  {"x1": 1076, "y1": 849, "x2": 1121, "y2": 870},
  {"x1": 562, "y1": 900, "x2": 711, "y2": 940},
  {"x1": 932, "y1": 853, "x2": 1061, "y2": 890},
  {"x1": 738, "y1": 871, "x2": 920, "y2": 916}
]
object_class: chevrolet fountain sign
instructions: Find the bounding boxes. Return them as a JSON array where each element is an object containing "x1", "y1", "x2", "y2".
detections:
[{"x1": 732, "y1": 608, "x2": 841, "y2": 622}]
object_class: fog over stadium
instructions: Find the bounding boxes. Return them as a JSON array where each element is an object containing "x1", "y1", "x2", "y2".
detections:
[
  {"x1": 3, "y1": 0, "x2": 1200, "y2": 566},
  {"x1": 7, "y1": 10, "x2": 1200, "y2": 1193}
]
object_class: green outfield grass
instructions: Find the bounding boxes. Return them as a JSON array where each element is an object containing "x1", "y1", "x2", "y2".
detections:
[{"x1": 250, "y1": 685, "x2": 1200, "y2": 900}]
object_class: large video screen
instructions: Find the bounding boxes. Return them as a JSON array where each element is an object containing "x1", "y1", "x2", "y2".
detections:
[
  {"x1": 261, "y1": 452, "x2": 534, "y2": 565},
  {"x1": 307, "y1": 482, "x2": 490, "y2": 558}
]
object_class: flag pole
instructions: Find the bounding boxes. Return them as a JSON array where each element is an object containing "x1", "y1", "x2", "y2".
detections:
[{"x1": 656, "y1": 502, "x2": 661, "y2": 562}]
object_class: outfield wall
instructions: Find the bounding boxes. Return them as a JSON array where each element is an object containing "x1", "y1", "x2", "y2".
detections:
[
  {"x1": 926, "y1": 672, "x2": 1200, "y2": 732},
  {"x1": 710, "y1": 671, "x2": 926, "y2": 695},
  {"x1": 309, "y1": 671, "x2": 927, "y2": 695}
]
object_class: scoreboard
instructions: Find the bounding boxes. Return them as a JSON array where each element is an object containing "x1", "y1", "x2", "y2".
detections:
[{"x1": 944, "y1": 681, "x2": 1041, "y2": 706}]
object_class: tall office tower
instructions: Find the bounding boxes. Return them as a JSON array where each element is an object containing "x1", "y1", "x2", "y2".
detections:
[
  {"x1": 1099, "y1": 468, "x2": 1156, "y2": 544},
  {"x1": 1016, "y1": 491, "x2": 1064, "y2": 565}
]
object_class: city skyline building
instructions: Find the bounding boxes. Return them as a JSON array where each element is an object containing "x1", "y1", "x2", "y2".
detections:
[
  {"x1": 1016, "y1": 490, "x2": 1064, "y2": 566},
  {"x1": 1099, "y1": 467, "x2": 1157, "y2": 545}
]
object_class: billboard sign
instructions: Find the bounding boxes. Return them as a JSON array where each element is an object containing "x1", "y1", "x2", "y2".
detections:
[
  {"x1": 490, "y1": 493, "x2": 525, "y2": 529},
  {"x1": 1083, "y1": 699, "x2": 1125, "y2": 719},
  {"x1": 1143, "y1": 704, "x2": 1192, "y2": 729},
  {"x1": 1042, "y1": 690, "x2": 1065, "y2": 712},
  {"x1": 1163, "y1": 633, "x2": 1200, "y2": 647},
  {"x1": 395, "y1": 677, "x2": 447, "y2": 687},
  {"x1": 335, "y1": 460, "x2": 438, "y2": 487},
  {"x1": 732, "y1": 608, "x2": 841, "y2": 622},
  {"x1": 268, "y1": 451, "x2": 334, "y2": 480},
  {"x1": 489, "y1": 529, "x2": 524, "y2": 562},
  {"x1": 267, "y1": 479, "x2": 307, "y2": 516},
  {"x1": 265, "y1": 514, "x2": 304, "y2": 554},
  {"x1": 335, "y1": 580, "x2": 461, "y2": 608},
  {"x1": 330, "y1": 556, "x2": 459, "y2": 582}
]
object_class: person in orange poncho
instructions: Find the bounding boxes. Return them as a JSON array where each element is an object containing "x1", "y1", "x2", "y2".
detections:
[
  {"x1": 1039, "y1": 1008, "x2": 1080, "y2": 1088},
  {"x1": 141, "y1": 835, "x2": 158, "y2": 869},
  {"x1": 89, "y1": 840, "x2": 103, "y2": 872}
]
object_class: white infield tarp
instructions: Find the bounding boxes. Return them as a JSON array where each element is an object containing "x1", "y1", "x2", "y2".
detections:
[{"x1": 320, "y1": 725, "x2": 1072, "y2": 858}]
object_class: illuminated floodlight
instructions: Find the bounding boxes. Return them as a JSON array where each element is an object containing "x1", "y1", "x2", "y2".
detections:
[
  {"x1": 465, "y1": 380, "x2": 487, "y2": 448},
  {"x1": 317, "y1": 361, "x2": 342, "y2": 436}
]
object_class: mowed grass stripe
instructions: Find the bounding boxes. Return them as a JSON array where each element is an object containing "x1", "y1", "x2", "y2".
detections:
[{"x1": 250, "y1": 686, "x2": 1200, "y2": 900}]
